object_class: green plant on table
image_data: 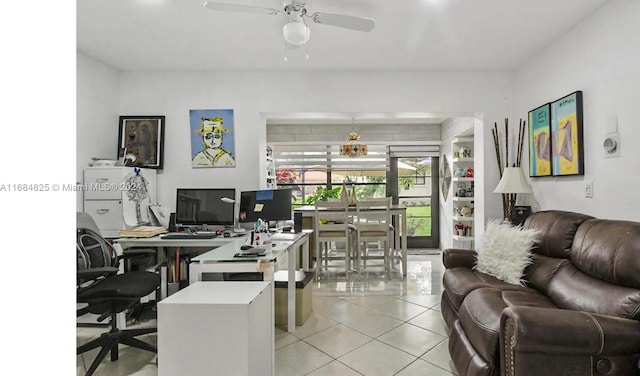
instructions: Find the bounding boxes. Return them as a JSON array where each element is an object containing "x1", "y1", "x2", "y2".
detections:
[{"x1": 305, "y1": 186, "x2": 341, "y2": 204}]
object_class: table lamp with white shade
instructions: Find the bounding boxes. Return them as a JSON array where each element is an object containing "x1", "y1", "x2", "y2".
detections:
[{"x1": 494, "y1": 167, "x2": 533, "y2": 221}]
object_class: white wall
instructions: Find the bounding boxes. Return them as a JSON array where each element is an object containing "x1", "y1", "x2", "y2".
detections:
[
  {"x1": 107, "y1": 70, "x2": 513, "y2": 221},
  {"x1": 514, "y1": 0, "x2": 640, "y2": 221},
  {"x1": 76, "y1": 53, "x2": 121, "y2": 209}
]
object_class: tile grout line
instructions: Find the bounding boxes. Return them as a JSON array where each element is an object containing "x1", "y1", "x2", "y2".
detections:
[{"x1": 281, "y1": 300, "x2": 451, "y2": 375}]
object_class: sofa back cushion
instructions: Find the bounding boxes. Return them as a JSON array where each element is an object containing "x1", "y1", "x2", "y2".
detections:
[
  {"x1": 571, "y1": 219, "x2": 640, "y2": 288},
  {"x1": 524, "y1": 254, "x2": 568, "y2": 294},
  {"x1": 547, "y1": 218, "x2": 640, "y2": 319},
  {"x1": 523, "y1": 210, "x2": 594, "y2": 259}
]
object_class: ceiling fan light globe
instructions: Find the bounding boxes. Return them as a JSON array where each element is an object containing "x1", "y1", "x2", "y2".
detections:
[{"x1": 283, "y1": 22, "x2": 310, "y2": 45}]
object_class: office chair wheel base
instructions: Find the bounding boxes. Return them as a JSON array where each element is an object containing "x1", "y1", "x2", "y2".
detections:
[{"x1": 78, "y1": 320, "x2": 157, "y2": 376}]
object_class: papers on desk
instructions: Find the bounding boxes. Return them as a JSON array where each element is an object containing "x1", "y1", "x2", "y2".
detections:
[{"x1": 119, "y1": 226, "x2": 168, "y2": 238}]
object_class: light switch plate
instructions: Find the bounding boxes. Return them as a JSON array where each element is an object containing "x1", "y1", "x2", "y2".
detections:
[{"x1": 585, "y1": 181, "x2": 593, "y2": 198}]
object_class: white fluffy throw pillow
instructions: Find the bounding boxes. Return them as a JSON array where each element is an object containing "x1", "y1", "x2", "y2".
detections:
[{"x1": 474, "y1": 220, "x2": 539, "y2": 285}]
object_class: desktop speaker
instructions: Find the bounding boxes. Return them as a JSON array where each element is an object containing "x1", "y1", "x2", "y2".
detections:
[
  {"x1": 169, "y1": 212, "x2": 177, "y2": 232},
  {"x1": 294, "y1": 212, "x2": 303, "y2": 233},
  {"x1": 510, "y1": 206, "x2": 531, "y2": 226}
]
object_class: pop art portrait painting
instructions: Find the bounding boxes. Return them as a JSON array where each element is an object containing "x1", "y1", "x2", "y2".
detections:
[{"x1": 189, "y1": 109, "x2": 236, "y2": 168}]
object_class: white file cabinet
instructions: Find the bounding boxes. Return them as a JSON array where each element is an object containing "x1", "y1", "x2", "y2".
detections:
[
  {"x1": 83, "y1": 167, "x2": 156, "y2": 237},
  {"x1": 158, "y1": 281, "x2": 274, "y2": 376}
]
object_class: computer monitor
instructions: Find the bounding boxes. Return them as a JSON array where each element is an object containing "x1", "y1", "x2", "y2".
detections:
[
  {"x1": 175, "y1": 188, "x2": 236, "y2": 228},
  {"x1": 239, "y1": 188, "x2": 293, "y2": 225}
]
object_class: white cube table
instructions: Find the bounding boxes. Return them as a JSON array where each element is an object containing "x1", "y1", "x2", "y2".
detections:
[{"x1": 158, "y1": 281, "x2": 273, "y2": 376}]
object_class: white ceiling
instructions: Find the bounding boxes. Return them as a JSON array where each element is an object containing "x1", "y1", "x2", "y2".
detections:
[{"x1": 77, "y1": 0, "x2": 610, "y2": 72}]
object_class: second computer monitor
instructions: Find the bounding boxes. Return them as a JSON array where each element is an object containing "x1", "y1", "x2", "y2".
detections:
[{"x1": 239, "y1": 188, "x2": 293, "y2": 224}]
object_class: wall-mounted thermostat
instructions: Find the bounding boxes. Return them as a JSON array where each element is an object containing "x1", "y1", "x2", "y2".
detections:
[{"x1": 603, "y1": 132, "x2": 620, "y2": 158}]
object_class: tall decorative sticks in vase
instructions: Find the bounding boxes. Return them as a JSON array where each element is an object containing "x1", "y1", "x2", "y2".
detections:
[{"x1": 492, "y1": 118, "x2": 526, "y2": 219}]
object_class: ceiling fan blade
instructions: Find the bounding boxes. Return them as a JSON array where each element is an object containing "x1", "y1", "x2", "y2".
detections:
[
  {"x1": 310, "y1": 12, "x2": 375, "y2": 32},
  {"x1": 203, "y1": 2, "x2": 281, "y2": 15}
]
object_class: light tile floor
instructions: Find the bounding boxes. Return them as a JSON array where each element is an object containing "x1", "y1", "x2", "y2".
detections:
[{"x1": 77, "y1": 253, "x2": 457, "y2": 376}]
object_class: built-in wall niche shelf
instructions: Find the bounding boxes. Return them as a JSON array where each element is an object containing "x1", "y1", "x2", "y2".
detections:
[
  {"x1": 453, "y1": 216, "x2": 474, "y2": 222},
  {"x1": 452, "y1": 132, "x2": 475, "y2": 249},
  {"x1": 452, "y1": 137, "x2": 473, "y2": 144},
  {"x1": 266, "y1": 146, "x2": 276, "y2": 189}
]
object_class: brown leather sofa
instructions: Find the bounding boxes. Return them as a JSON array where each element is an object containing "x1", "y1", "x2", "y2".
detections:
[{"x1": 441, "y1": 210, "x2": 640, "y2": 376}]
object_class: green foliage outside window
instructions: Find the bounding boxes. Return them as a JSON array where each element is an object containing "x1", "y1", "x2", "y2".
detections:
[
  {"x1": 356, "y1": 176, "x2": 386, "y2": 199},
  {"x1": 404, "y1": 203, "x2": 432, "y2": 236}
]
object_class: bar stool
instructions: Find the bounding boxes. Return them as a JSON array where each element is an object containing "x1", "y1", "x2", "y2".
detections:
[
  {"x1": 314, "y1": 200, "x2": 354, "y2": 279},
  {"x1": 354, "y1": 197, "x2": 392, "y2": 278}
]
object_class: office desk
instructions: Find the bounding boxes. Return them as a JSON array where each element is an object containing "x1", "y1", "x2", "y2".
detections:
[
  {"x1": 295, "y1": 205, "x2": 408, "y2": 277},
  {"x1": 189, "y1": 232, "x2": 309, "y2": 333},
  {"x1": 115, "y1": 232, "x2": 309, "y2": 332},
  {"x1": 113, "y1": 235, "x2": 249, "y2": 330},
  {"x1": 113, "y1": 235, "x2": 246, "y2": 300}
]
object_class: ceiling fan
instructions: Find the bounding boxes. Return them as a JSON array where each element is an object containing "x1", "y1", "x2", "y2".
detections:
[{"x1": 203, "y1": 1, "x2": 375, "y2": 46}]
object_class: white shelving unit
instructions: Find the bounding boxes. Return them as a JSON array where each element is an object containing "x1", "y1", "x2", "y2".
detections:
[
  {"x1": 266, "y1": 146, "x2": 276, "y2": 189},
  {"x1": 451, "y1": 136, "x2": 474, "y2": 248}
]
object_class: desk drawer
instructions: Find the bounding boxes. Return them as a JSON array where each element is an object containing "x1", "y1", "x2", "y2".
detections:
[{"x1": 84, "y1": 200, "x2": 122, "y2": 237}]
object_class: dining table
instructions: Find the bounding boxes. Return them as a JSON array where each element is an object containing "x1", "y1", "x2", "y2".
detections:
[{"x1": 294, "y1": 204, "x2": 408, "y2": 277}]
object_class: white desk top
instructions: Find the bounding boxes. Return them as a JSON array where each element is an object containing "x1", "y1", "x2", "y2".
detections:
[
  {"x1": 158, "y1": 281, "x2": 270, "y2": 305},
  {"x1": 191, "y1": 232, "x2": 306, "y2": 262},
  {"x1": 191, "y1": 242, "x2": 283, "y2": 262},
  {"x1": 295, "y1": 205, "x2": 407, "y2": 212},
  {"x1": 114, "y1": 234, "x2": 247, "y2": 248},
  {"x1": 115, "y1": 231, "x2": 306, "y2": 263}
]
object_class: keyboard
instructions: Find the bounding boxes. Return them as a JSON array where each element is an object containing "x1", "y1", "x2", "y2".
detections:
[{"x1": 161, "y1": 232, "x2": 218, "y2": 239}]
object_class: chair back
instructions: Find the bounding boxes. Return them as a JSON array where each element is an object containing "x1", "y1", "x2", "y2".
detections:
[
  {"x1": 355, "y1": 198, "x2": 391, "y2": 233},
  {"x1": 77, "y1": 212, "x2": 116, "y2": 280},
  {"x1": 314, "y1": 200, "x2": 350, "y2": 240},
  {"x1": 77, "y1": 211, "x2": 101, "y2": 234}
]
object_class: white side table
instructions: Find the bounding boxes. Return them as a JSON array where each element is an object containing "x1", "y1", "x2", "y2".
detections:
[{"x1": 158, "y1": 281, "x2": 273, "y2": 376}]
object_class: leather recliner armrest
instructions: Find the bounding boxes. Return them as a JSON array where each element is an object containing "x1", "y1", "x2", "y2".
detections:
[
  {"x1": 500, "y1": 306, "x2": 640, "y2": 376},
  {"x1": 442, "y1": 248, "x2": 477, "y2": 269}
]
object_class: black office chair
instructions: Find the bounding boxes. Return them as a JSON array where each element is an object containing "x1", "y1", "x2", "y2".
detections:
[{"x1": 76, "y1": 212, "x2": 160, "y2": 376}]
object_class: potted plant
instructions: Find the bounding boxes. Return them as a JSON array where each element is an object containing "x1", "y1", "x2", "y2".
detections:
[{"x1": 305, "y1": 186, "x2": 341, "y2": 204}]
